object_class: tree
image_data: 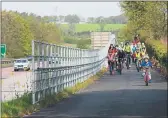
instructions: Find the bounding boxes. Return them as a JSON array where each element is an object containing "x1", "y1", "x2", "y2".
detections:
[
  {"x1": 1, "y1": 11, "x2": 33, "y2": 58},
  {"x1": 87, "y1": 17, "x2": 95, "y2": 23},
  {"x1": 1, "y1": 11, "x2": 63, "y2": 58},
  {"x1": 119, "y1": 1, "x2": 167, "y2": 40},
  {"x1": 64, "y1": 14, "x2": 80, "y2": 24}
]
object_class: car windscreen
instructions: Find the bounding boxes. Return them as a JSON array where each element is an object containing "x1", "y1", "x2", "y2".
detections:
[{"x1": 15, "y1": 60, "x2": 27, "y2": 63}]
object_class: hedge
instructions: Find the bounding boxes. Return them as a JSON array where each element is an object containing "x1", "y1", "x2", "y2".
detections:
[{"x1": 145, "y1": 39, "x2": 167, "y2": 68}]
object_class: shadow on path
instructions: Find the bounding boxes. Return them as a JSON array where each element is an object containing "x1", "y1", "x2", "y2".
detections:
[{"x1": 24, "y1": 89, "x2": 167, "y2": 118}]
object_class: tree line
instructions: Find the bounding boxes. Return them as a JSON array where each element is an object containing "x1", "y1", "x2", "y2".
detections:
[
  {"x1": 42, "y1": 14, "x2": 127, "y2": 24},
  {"x1": 118, "y1": 1, "x2": 167, "y2": 66},
  {"x1": 118, "y1": 1, "x2": 167, "y2": 41},
  {"x1": 1, "y1": 11, "x2": 62, "y2": 58}
]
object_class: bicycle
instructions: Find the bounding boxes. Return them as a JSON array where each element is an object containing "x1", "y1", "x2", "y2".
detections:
[
  {"x1": 143, "y1": 66, "x2": 151, "y2": 86},
  {"x1": 125, "y1": 53, "x2": 131, "y2": 69},
  {"x1": 109, "y1": 60, "x2": 115, "y2": 75},
  {"x1": 115, "y1": 57, "x2": 118, "y2": 71},
  {"x1": 117, "y1": 58, "x2": 124, "y2": 75},
  {"x1": 135, "y1": 58, "x2": 142, "y2": 72}
]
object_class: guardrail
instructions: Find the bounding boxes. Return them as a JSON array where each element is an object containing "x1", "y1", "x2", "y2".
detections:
[
  {"x1": 1, "y1": 59, "x2": 14, "y2": 67},
  {"x1": 31, "y1": 34, "x2": 114, "y2": 104},
  {"x1": 1, "y1": 60, "x2": 13, "y2": 64}
]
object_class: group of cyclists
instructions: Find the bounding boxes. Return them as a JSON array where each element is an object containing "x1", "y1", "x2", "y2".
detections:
[{"x1": 107, "y1": 35, "x2": 152, "y2": 85}]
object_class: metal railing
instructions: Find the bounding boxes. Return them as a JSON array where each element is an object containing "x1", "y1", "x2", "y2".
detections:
[
  {"x1": 31, "y1": 34, "x2": 115, "y2": 104},
  {"x1": 1, "y1": 59, "x2": 14, "y2": 67}
]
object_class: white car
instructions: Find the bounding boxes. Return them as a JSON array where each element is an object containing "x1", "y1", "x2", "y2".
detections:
[{"x1": 14, "y1": 58, "x2": 31, "y2": 71}]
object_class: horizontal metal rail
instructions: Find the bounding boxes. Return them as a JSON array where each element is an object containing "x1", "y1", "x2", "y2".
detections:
[
  {"x1": 32, "y1": 34, "x2": 115, "y2": 104},
  {"x1": 1, "y1": 60, "x2": 14, "y2": 65}
]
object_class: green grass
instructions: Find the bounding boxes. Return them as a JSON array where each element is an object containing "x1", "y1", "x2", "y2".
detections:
[
  {"x1": 1, "y1": 67, "x2": 107, "y2": 118},
  {"x1": 60, "y1": 24, "x2": 125, "y2": 32}
]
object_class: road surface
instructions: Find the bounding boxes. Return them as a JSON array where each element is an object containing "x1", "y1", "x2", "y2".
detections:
[
  {"x1": 24, "y1": 64, "x2": 167, "y2": 118},
  {"x1": 1, "y1": 61, "x2": 60, "y2": 101},
  {"x1": 1, "y1": 67, "x2": 32, "y2": 101}
]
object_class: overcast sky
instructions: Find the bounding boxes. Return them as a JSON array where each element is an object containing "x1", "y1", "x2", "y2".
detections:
[{"x1": 2, "y1": 2, "x2": 122, "y2": 18}]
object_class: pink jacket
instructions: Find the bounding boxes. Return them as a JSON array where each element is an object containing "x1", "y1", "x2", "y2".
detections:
[{"x1": 107, "y1": 54, "x2": 115, "y2": 61}]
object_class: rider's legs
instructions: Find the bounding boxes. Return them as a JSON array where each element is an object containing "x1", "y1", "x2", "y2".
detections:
[
  {"x1": 115, "y1": 59, "x2": 118, "y2": 70},
  {"x1": 127, "y1": 53, "x2": 131, "y2": 67},
  {"x1": 135, "y1": 58, "x2": 138, "y2": 66},
  {"x1": 109, "y1": 61, "x2": 114, "y2": 74},
  {"x1": 111, "y1": 61, "x2": 115, "y2": 74},
  {"x1": 108, "y1": 61, "x2": 110, "y2": 70},
  {"x1": 119, "y1": 58, "x2": 124, "y2": 69}
]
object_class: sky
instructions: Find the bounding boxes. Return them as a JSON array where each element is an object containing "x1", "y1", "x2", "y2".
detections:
[{"x1": 2, "y1": 2, "x2": 122, "y2": 18}]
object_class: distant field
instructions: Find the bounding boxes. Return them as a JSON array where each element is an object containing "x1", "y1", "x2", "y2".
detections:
[{"x1": 60, "y1": 24, "x2": 125, "y2": 32}]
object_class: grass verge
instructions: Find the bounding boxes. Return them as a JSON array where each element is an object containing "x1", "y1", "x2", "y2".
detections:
[{"x1": 1, "y1": 67, "x2": 107, "y2": 118}]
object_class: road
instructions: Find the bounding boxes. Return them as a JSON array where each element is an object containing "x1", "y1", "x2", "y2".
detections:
[
  {"x1": 1, "y1": 67, "x2": 32, "y2": 101},
  {"x1": 1, "y1": 61, "x2": 58, "y2": 101},
  {"x1": 24, "y1": 64, "x2": 167, "y2": 118}
]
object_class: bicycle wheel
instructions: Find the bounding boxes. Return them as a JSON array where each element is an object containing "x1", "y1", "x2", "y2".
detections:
[
  {"x1": 137, "y1": 67, "x2": 139, "y2": 72},
  {"x1": 146, "y1": 81, "x2": 148, "y2": 86},
  {"x1": 144, "y1": 73, "x2": 149, "y2": 86},
  {"x1": 126, "y1": 60, "x2": 129, "y2": 69},
  {"x1": 137, "y1": 63, "x2": 140, "y2": 72},
  {"x1": 109, "y1": 64, "x2": 112, "y2": 75},
  {"x1": 119, "y1": 63, "x2": 122, "y2": 75}
]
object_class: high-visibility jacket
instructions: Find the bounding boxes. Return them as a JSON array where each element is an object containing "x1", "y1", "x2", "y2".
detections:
[
  {"x1": 135, "y1": 52, "x2": 142, "y2": 60},
  {"x1": 141, "y1": 51, "x2": 146, "y2": 57},
  {"x1": 124, "y1": 46, "x2": 131, "y2": 52}
]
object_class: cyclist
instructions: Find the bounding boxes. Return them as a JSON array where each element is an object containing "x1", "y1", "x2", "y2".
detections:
[
  {"x1": 141, "y1": 43, "x2": 146, "y2": 51},
  {"x1": 142, "y1": 43, "x2": 146, "y2": 48},
  {"x1": 107, "y1": 50, "x2": 116, "y2": 75},
  {"x1": 112, "y1": 45, "x2": 118, "y2": 54},
  {"x1": 124, "y1": 42, "x2": 132, "y2": 67},
  {"x1": 115, "y1": 45, "x2": 119, "y2": 51},
  {"x1": 108, "y1": 44, "x2": 114, "y2": 54},
  {"x1": 141, "y1": 55, "x2": 152, "y2": 83},
  {"x1": 117, "y1": 47, "x2": 125, "y2": 69},
  {"x1": 134, "y1": 48, "x2": 142, "y2": 68},
  {"x1": 135, "y1": 34, "x2": 140, "y2": 44},
  {"x1": 114, "y1": 45, "x2": 119, "y2": 70},
  {"x1": 108, "y1": 45, "x2": 116, "y2": 68},
  {"x1": 136, "y1": 42, "x2": 142, "y2": 52},
  {"x1": 141, "y1": 47, "x2": 146, "y2": 58},
  {"x1": 132, "y1": 35, "x2": 140, "y2": 45},
  {"x1": 120, "y1": 42, "x2": 125, "y2": 50},
  {"x1": 132, "y1": 44, "x2": 137, "y2": 63}
]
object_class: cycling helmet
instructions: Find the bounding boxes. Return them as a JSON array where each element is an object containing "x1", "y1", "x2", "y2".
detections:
[
  {"x1": 115, "y1": 45, "x2": 118, "y2": 47},
  {"x1": 136, "y1": 48, "x2": 140, "y2": 51},
  {"x1": 143, "y1": 55, "x2": 149, "y2": 59},
  {"x1": 110, "y1": 44, "x2": 114, "y2": 47},
  {"x1": 142, "y1": 47, "x2": 145, "y2": 50},
  {"x1": 125, "y1": 42, "x2": 129, "y2": 45}
]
